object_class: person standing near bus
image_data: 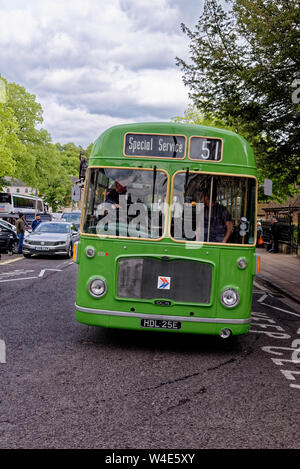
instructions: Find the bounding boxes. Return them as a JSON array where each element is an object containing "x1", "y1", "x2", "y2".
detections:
[
  {"x1": 16, "y1": 213, "x2": 25, "y2": 254},
  {"x1": 31, "y1": 214, "x2": 41, "y2": 231},
  {"x1": 269, "y1": 217, "x2": 280, "y2": 253}
]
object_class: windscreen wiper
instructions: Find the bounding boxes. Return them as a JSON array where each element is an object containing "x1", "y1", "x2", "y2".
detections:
[
  {"x1": 184, "y1": 168, "x2": 190, "y2": 202},
  {"x1": 152, "y1": 165, "x2": 157, "y2": 204}
]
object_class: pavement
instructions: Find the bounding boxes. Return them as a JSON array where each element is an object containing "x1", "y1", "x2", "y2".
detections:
[
  {"x1": 1, "y1": 248, "x2": 300, "y2": 305},
  {"x1": 255, "y1": 247, "x2": 300, "y2": 305}
]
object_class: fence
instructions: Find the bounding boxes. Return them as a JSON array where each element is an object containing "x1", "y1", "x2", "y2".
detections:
[{"x1": 261, "y1": 221, "x2": 298, "y2": 254}]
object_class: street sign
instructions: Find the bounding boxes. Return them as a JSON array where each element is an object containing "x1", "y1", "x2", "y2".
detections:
[
  {"x1": 264, "y1": 179, "x2": 272, "y2": 196},
  {"x1": 72, "y1": 184, "x2": 81, "y2": 202}
]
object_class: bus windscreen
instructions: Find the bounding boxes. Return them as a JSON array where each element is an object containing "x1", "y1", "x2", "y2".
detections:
[
  {"x1": 83, "y1": 167, "x2": 168, "y2": 239},
  {"x1": 171, "y1": 173, "x2": 256, "y2": 245}
]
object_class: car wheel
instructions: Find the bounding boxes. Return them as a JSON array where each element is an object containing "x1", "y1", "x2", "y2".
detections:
[
  {"x1": 66, "y1": 243, "x2": 73, "y2": 258},
  {"x1": 12, "y1": 241, "x2": 19, "y2": 254}
]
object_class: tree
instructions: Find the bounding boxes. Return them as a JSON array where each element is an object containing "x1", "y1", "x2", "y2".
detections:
[
  {"x1": 0, "y1": 77, "x2": 25, "y2": 187},
  {"x1": 55, "y1": 142, "x2": 81, "y2": 178},
  {"x1": 37, "y1": 145, "x2": 72, "y2": 212},
  {"x1": 173, "y1": 104, "x2": 235, "y2": 131},
  {"x1": 0, "y1": 75, "x2": 93, "y2": 209},
  {"x1": 176, "y1": 0, "x2": 300, "y2": 197}
]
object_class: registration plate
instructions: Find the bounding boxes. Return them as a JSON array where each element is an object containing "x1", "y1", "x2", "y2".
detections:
[
  {"x1": 140, "y1": 319, "x2": 181, "y2": 330},
  {"x1": 35, "y1": 246, "x2": 49, "y2": 251}
]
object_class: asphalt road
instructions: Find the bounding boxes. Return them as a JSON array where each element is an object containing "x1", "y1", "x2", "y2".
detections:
[{"x1": 0, "y1": 255, "x2": 299, "y2": 449}]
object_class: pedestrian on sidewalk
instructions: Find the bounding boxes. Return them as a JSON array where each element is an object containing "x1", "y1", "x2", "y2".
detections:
[
  {"x1": 16, "y1": 213, "x2": 25, "y2": 254},
  {"x1": 269, "y1": 217, "x2": 280, "y2": 253},
  {"x1": 32, "y1": 213, "x2": 41, "y2": 231}
]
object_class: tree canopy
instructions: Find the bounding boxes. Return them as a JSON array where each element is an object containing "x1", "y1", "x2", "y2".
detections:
[
  {"x1": 176, "y1": 0, "x2": 300, "y2": 198},
  {"x1": 0, "y1": 75, "x2": 93, "y2": 211}
]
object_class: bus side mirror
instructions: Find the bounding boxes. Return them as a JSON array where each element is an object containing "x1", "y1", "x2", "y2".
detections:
[{"x1": 264, "y1": 179, "x2": 272, "y2": 196}]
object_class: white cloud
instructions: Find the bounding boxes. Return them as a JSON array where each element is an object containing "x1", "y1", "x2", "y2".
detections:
[{"x1": 0, "y1": 0, "x2": 203, "y2": 146}]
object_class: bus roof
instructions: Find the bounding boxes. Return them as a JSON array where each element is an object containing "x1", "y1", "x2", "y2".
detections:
[{"x1": 90, "y1": 122, "x2": 256, "y2": 172}]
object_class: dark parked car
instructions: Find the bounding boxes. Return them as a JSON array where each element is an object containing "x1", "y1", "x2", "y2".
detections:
[
  {"x1": 0, "y1": 213, "x2": 19, "y2": 226},
  {"x1": 0, "y1": 220, "x2": 18, "y2": 254}
]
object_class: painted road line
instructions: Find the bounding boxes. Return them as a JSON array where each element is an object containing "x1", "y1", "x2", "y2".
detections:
[
  {"x1": 260, "y1": 302, "x2": 300, "y2": 318},
  {"x1": 38, "y1": 268, "x2": 62, "y2": 277},
  {"x1": 0, "y1": 340, "x2": 6, "y2": 364},
  {"x1": 258, "y1": 293, "x2": 268, "y2": 303},
  {"x1": 0, "y1": 268, "x2": 63, "y2": 283},
  {"x1": 0, "y1": 269, "x2": 35, "y2": 279},
  {"x1": 0, "y1": 276, "x2": 38, "y2": 283},
  {"x1": 0, "y1": 257, "x2": 24, "y2": 265}
]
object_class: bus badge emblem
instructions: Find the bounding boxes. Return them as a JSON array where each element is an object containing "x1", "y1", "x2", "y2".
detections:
[{"x1": 157, "y1": 276, "x2": 170, "y2": 290}]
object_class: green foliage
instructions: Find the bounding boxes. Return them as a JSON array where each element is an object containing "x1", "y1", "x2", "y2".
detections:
[
  {"x1": 173, "y1": 105, "x2": 235, "y2": 131},
  {"x1": 176, "y1": 0, "x2": 300, "y2": 198},
  {"x1": 0, "y1": 74, "x2": 93, "y2": 210}
]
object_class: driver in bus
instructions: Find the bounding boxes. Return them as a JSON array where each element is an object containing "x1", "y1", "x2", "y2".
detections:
[
  {"x1": 196, "y1": 187, "x2": 233, "y2": 243},
  {"x1": 105, "y1": 180, "x2": 127, "y2": 208}
]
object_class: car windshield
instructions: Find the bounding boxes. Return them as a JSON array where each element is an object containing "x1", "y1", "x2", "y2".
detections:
[
  {"x1": 62, "y1": 213, "x2": 81, "y2": 222},
  {"x1": 34, "y1": 223, "x2": 70, "y2": 234},
  {"x1": 0, "y1": 219, "x2": 15, "y2": 230}
]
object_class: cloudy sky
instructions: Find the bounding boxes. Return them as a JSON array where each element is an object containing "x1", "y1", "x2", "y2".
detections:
[{"x1": 0, "y1": 0, "x2": 204, "y2": 148}]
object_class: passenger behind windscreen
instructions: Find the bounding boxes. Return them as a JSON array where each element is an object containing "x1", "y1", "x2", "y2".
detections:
[{"x1": 196, "y1": 187, "x2": 233, "y2": 243}]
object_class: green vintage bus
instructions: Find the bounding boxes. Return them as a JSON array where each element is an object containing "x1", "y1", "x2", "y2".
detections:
[{"x1": 74, "y1": 122, "x2": 259, "y2": 338}]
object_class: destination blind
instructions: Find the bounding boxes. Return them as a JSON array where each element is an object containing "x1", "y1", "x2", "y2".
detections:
[
  {"x1": 124, "y1": 133, "x2": 186, "y2": 158},
  {"x1": 189, "y1": 137, "x2": 222, "y2": 161}
]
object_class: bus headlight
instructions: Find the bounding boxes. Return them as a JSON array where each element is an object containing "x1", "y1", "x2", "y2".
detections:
[
  {"x1": 220, "y1": 288, "x2": 240, "y2": 308},
  {"x1": 85, "y1": 246, "x2": 95, "y2": 258},
  {"x1": 237, "y1": 257, "x2": 247, "y2": 269},
  {"x1": 88, "y1": 278, "x2": 107, "y2": 298}
]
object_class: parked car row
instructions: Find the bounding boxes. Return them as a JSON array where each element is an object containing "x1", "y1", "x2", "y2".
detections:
[
  {"x1": 0, "y1": 219, "x2": 18, "y2": 255},
  {"x1": 0, "y1": 211, "x2": 81, "y2": 257}
]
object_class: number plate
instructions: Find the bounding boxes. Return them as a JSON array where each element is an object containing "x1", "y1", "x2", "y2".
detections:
[
  {"x1": 140, "y1": 319, "x2": 181, "y2": 330},
  {"x1": 35, "y1": 246, "x2": 49, "y2": 251}
]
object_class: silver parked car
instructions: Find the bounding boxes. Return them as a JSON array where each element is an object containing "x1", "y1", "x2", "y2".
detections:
[{"x1": 22, "y1": 221, "x2": 79, "y2": 258}]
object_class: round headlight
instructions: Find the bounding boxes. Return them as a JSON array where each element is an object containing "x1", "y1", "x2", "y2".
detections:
[
  {"x1": 237, "y1": 257, "x2": 247, "y2": 269},
  {"x1": 85, "y1": 246, "x2": 95, "y2": 258},
  {"x1": 88, "y1": 278, "x2": 107, "y2": 297},
  {"x1": 220, "y1": 288, "x2": 240, "y2": 308}
]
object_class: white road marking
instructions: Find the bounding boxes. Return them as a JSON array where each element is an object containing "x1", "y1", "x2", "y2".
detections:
[
  {"x1": 0, "y1": 276, "x2": 38, "y2": 283},
  {"x1": 0, "y1": 340, "x2": 6, "y2": 364},
  {"x1": 0, "y1": 268, "x2": 62, "y2": 283},
  {"x1": 38, "y1": 268, "x2": 62, "y2": 277},
  {"x1": 260, "y1": 302, "x2": 300, "y2": 318},
  {"x1": 258, "y1": 293, "x2": 268, "y2": 303}
]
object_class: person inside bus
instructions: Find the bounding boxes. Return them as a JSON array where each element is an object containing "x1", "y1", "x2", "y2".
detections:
[
  {"x1": 31, "y1": 214, "x2": 42, "y2": 231},
  {"x1": 105, "y1": 180, "x2": 127, "y2": 208},
  {"x1": 16, "y1": 213, "x2": 25, "y2": 254},
  {"x1": 196, "y1": 187, "x2": 233, "y2": 243}
]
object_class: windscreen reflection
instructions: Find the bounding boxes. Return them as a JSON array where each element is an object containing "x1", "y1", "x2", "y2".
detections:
[{"x1": 83, "y1": 168, "x2": 168, "y2": 239}]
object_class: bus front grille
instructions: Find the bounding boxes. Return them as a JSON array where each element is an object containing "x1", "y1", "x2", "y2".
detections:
[{"x1": 117, "y1": 258, "x2": 212, "y2": 304}]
